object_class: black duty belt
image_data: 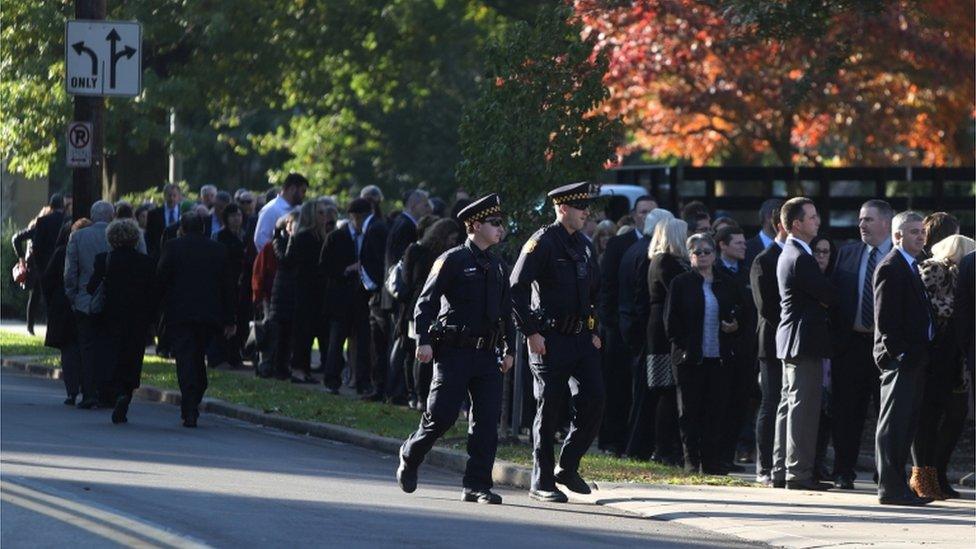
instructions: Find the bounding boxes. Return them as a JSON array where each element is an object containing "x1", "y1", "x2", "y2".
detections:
[
  {"x1": 543, "y1": 315, "x2": 596, "y2": 336},
  {"x1": 437, "y1": 332, "x2": 502, "y2": 351}
]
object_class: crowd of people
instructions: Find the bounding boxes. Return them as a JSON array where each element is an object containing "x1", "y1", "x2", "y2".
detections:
[{"x1": 11, "y1": 176, "x2": 973, "y2": 506}]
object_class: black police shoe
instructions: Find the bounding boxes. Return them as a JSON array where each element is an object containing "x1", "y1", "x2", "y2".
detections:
[
  {"x1": 396, "y1": 448, "x2": 417, "y2": 493},
  {"x1": 834, "y1": 476, "x2": 855, "y2": 490},
  {"x1": 554, "y1": 469, "x2": 592, "y2": 495},
  {"x1": 529, "y1": 488, "x2": 568, "y2": 503},
  {"x1": 76, "y1": 397, "x2": 98, "y2": 409},
  {"x1": 462, "y1": 489, "x2": 502, "y2": 504}
]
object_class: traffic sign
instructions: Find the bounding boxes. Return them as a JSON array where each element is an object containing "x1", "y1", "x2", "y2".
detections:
[
  {"x1": 65, "y1": 20, "x2": 142, "y2": 97},
  {"x1": 66, "y1": 122, "x2": 93, "y2": 168}
]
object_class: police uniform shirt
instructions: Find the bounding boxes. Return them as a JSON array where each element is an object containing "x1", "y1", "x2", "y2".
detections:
[
  {"x1": 414, "y1": 238, "x2": 516, "y2": 355},
  {"x1": 509, "y1": 222, "x2": 601, "y2": 336}
]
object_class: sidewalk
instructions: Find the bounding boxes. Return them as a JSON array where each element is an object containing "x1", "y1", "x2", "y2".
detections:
[{"x1": 575, "y1": 481, "x2": 975, "y2": 548}]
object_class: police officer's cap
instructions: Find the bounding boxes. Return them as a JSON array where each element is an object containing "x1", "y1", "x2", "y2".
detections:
[
  {"x1": 548, "y1": 182, "x2": 600, "y2": 209},
  {"x1": 457, "y1": 193, "x2": 503, "y2": 225}
]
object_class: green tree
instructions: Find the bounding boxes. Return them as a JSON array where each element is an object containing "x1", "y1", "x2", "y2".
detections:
[
  {"x1": 456, "y1": 5, "x2": 620, "y2": 241},
  {"x1": 2, "y1": 1, "x2": 289, "y2": 198},
  {"x1": 255, "y1": 0, "x2": 507, "y2": 199}
]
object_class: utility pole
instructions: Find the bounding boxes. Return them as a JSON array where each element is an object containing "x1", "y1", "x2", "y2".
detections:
[{"x1": 71, "y1": 0, "x2": 106, "y2": 221}]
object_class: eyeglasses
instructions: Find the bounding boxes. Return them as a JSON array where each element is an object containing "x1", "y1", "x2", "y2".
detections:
[
  {"x1": 483, "y1": 218, "x2": 504, "y2": 227},
  {"x1": 691, "y1": 248, "x2": 714, "y2": 256}
]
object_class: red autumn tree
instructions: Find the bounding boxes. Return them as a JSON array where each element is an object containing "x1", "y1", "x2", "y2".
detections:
[{"x1": 576, "y1": 0, "x2": 974, "y2": 166}]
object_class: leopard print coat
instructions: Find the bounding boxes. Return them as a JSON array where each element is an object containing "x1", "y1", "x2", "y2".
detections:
[{"x1": 919, "y1": 258, "x2": 958, "y2": 324}]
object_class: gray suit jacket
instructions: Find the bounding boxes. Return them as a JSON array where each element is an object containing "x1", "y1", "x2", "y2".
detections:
[{"x1": 64, "y1": 222, "x2": 111, "y2": 314}]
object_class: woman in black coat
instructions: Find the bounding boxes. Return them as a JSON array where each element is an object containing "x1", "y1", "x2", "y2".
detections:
[
  {"x1": 87, "y1": 219, "x2": 156, "y2": 424},
  {"x1": 397, "y1": 217, "x2": 462, "y2": 409},
  {"x1": 665, "y1": 232, "x2": 743, "y2": 474},
  {"x1": 42, "y1": 220, "x2": 84, "y2": 404},
  {"x1": 216, "y1": 203, "x2": 247, "y2": 368},
  {"x1": 626, "y1": 218, "x2": 689, "y2": 463},
  {"x1": 269, "y1": 210, "x2": 300, "y2": 381},
  {"x1": 286, "y1": 200, "x2": 337, "y2": 383}
]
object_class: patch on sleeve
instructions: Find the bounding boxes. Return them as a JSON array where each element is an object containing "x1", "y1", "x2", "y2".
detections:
[
  {"x1": 430, "y1": 256, "x2": 445, "y2": 276},
  {"x1": 522, "y1": 238, "x2": 538, "y2": 255}
]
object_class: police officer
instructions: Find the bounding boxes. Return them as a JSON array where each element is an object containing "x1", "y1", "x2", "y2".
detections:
[
  {"x1": 510, "y1": 182, "x2": 605, "y2": 503},
  {"x1": 396, "y1": 193, "x2": 516, "y2": 504}
]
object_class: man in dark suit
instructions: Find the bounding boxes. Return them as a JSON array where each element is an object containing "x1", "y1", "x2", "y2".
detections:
[
  {"x1": 750, "y1": 207, "x2": 787, "y2": 486},
  {"x1": 714, "y1": 224, "x2": 758, "y2": 471},
  {"x1": 145, "y1": 183, "x2": 184, "y2": 259},
  {"x1": 11, "y1": 193, "x2": 66, "y2": 334},
  {"x1": 828, "y1": 199, "x2": 893, "y2": 489},
  {"x1": 744, "y1": 199, "x2": 783, "y2": 270},
  {"x1": 319, "y1": 199, "x2": 374, "y2": 394},
  {"x1": 383, "y1": 189, "x2": 432, "y2": 403},
  {"x1": 775, "y1": 197, "x2": 835, "y2": 491},
  {"x1": 597, "y1": 195, "x2": 655, "y2": 455},
  {"x1": 155, "y1": 212, "x2": 235, "y2": 427},
  {"x1": 874, "y1": 211, "x2": 935, "y2": 505},
  {"x1": 354, "y1": 198, "x2": 389, "y2": 401}
]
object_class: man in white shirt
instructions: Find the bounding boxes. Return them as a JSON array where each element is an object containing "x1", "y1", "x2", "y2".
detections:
[{"x1": 253, "y1": 173, "x2": 308, "y2": 250}]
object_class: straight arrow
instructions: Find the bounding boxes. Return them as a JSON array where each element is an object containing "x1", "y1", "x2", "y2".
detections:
[
  {"x1": 71, "y1": 41, "x2": 98, "y2": 75},
  {"x1": 105, "y1": 28, "x2": 135, "y2": 89}
]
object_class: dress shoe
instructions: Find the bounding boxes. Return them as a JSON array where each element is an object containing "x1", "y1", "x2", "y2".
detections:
[
  {"x1": 462, "y1": 489, "x2": 502, "y2": 504},
  {"x1": 528, "y1": 488, "x2": 568, "y2": 503},
  {"x1": 182, "y1": 408, "x2": 199, "y2": 428},
  {"x1": 554, "y1": 468, "x2": 592, "y2": 494},
  {"x1": 76, "y1": 397, "x2": 98, "y2": 409},
  {"x1": 772, "y1": 479, "x2": 786, "y2": 489},
  {"x1": 786, "y1": 479, "x2": 832, "y2": 491},
  {"x1": 389, "y1": 395, "x2": 409, "y2": 406},
  {"x1": 396, "y1": 449, "x2": 417, "y2": 493},
  {"x1": 290, "y1": 374, "x2": 315, "y2": 384},
  {"x1": 834, "y1": 476, "x2": 855, "y2": 490},
  {"x1": 324, "y1": 386, "x2": 340, "y2": 396},
  {"x1": 701, "y1": 466, "x2": 729, "y2": 476},
  {"x1": 721, "y1": 461, "x2": 745, "y2": 473},
  {"x1": 63, "y1": 394, "x2": 77, "y2": 406},
  {"x1": 938, "y1": 471, "x2": 961, "y2": 499},
  {"x1": 879, "y1": 493, "x2": 933, "y2": 506},
  {"x1": 362, "y1": 392, "x2": 385, "y2": 403},
  {"x1": 111, "y1": 395, "x2": 131, "y2": 424}
]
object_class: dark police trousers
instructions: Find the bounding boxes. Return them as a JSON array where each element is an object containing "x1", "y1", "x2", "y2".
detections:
[
  {"x1": 168, "y1": 322, "x2": 215, "y2": 418},
  {"x1": 401, "y1": 346, "x2": 502, "y2": 491},
  {"x1": 529, "y1": 331, "x2": 605, "y2": 491}
]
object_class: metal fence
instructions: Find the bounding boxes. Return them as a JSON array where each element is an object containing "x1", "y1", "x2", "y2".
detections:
[{"x1": 603, "y1": 165, "x2": 976, "y2": 241}]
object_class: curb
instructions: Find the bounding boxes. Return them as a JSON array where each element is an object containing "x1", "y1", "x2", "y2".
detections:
[{"x1": 1, "y1": 358, "x2": 533, "y2": 490}]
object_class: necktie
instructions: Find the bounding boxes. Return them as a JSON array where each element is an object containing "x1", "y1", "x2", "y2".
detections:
[
  {"x1": 477, "y1": 253, "x2": 500, "y2": 322},
  {"x1": 861, "y1": 247, "x2": 878, "y2": 329},
  {"x1": 167, "y1": 208, "x2": 175, "y2": 226},
  {"x1": 729, "y1": 262, "x2": 738, "y2": 274}
]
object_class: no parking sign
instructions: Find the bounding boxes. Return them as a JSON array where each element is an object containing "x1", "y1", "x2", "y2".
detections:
[{"x1": 66, "y1": 121, "x2": 92, "y2": 168}]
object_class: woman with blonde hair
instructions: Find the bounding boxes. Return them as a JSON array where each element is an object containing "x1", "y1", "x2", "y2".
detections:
[
  {"x1": 909, "y1": 234, "x2": 975, "y2": 499},
  {"x1": 593, "y1": 219, "x2": 616, "y2": 260},
  {"x1": 624, "y1": 218, "x2": 689, "y2": 463}
]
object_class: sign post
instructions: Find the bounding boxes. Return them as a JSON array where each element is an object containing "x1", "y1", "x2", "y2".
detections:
[{"x1": 65, "y1": 5, "x2": 142, "y2": 219}]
